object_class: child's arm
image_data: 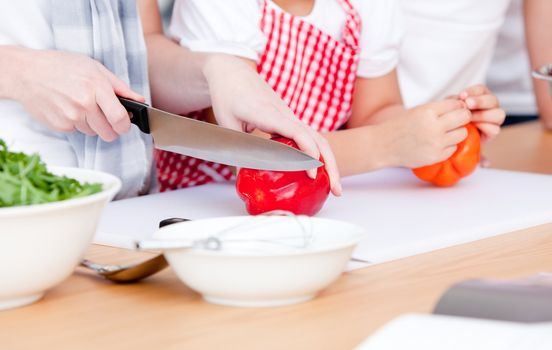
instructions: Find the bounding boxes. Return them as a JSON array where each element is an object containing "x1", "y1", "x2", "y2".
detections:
[
  {"x1": 222, "y1": 63, "x2": 470, "y2": 177},
  {"x1": 347, "y1": 70, "x2": 404, "y2": 127},
  {"x1": 325, "y1": 70, "x2": 471, "y2": 176},
  {"x1": 321, "y1": 0, "x2": 469, "y2": 176},
  {"x1": 324, "y1": 71, "x2": 403, "y2": 176},
  {"x1": 524, "y1": 0, "x2": 552, "y2": 130}
]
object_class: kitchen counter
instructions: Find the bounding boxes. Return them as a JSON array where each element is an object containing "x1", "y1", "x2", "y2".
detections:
[{"x1": 1, "y1": 121, "x2": 551, "y2": 350}]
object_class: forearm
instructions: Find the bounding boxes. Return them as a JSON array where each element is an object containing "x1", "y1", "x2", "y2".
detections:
[
  {"x1": 144, "y1": 34, "x2": 215, "y2": 114},
  {"x1": 0, "y1": 46, "x2": 32, "y2": 100},
  {"x1": 362, "y1": 103, "x2": 405, "y2": 125},
  {"x1": 138, "y1": 0, "x2": 214, "y2": 114},
  {"x1": 324, "y1": 124, "x2": 396, "y2": 177},
  {"x1": 347, "y1": 72, "x2": 404, "y2": 128},
  {"x1": 524, "y1": 0, "x2": 552, "y2": 129},
  {"x1": 251, "y1": 112, "x2": 397, "y2": 176}
]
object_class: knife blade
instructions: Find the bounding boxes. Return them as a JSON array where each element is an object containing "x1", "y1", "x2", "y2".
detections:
[{"x1": 118, "y1": 97, "x2": 323, "y2": 171}]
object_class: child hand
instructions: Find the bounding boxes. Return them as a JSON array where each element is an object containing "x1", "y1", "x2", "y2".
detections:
[
  {"x1": 383, "y1": 99, "x2": 471, "y2": 168},
  {"x1": 459, "y1": 85, "x2": 505, "y2": 142}
]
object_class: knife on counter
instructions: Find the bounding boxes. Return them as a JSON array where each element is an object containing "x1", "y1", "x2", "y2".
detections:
[{"x1": 118, "y1": 97, "x2": 322, "y2": 171}]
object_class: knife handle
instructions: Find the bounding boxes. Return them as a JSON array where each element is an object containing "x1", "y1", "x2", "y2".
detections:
[{"x1": 118, "y1": 97, "x2": 150, "y2": 134}]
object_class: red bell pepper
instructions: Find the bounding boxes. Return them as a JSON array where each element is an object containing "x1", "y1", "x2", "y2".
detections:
[{"x1": 236, "y1": 137, "x2": 330, "y2": 216}]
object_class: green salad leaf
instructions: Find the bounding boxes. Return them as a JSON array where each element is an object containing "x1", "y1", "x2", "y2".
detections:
[{"x1": 0, "y1": 139, "x2": 102, "y2": 207}]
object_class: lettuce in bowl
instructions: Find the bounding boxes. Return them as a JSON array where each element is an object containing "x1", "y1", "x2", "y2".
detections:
[{"x1": 0, "y1": 139, "x2": 102, "y2": 207}]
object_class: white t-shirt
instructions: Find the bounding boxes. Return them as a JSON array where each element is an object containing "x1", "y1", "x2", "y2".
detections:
[
  {"x1": 486, "y1": 0, "x2": 537, "y2": 115},
  {"x1": 0, "y1": 1, "x2": 53, "y2": 48},
  {"x1": 398, "y1": 0, "x2": 512, "y2": 107},
  {"x1": 0, "y1": 1, "x2": 79, "y2": 166},
  {"x1": 170, "y1": 0, "x2": 403, "y2": 78}
]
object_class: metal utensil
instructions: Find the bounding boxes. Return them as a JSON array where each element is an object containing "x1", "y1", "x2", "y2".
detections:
[
  {"x1": 119, "y1": 97, "x2": 323, "y2": 171},
  {"x1": 80, "y1": 218, "x2": 188, "y2": 283},
  {"x1": 80, "y1": 255, "x2": 169, "y2": 284},
  {"x1": 532, "y1": 63, "x2": 552, "y2": 86},
  {"x1": 137, "y1": 210, "x2": 314, "y2": 255}
]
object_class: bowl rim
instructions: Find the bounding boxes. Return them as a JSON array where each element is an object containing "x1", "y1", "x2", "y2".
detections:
[
  {"x1": 156, "y1": 216, "x2": 365, "y2": 258},
  {"x1": 169, "y1": 237, "x2": 363, "y2": 258},
  {"x1": 0, "y1": 166, "x2": 121, "y2": 216}
]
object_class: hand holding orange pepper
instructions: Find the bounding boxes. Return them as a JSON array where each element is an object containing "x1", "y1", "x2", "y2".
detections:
[{"x1": 412, "y1": 123, "x2": 480, "y2": 187}]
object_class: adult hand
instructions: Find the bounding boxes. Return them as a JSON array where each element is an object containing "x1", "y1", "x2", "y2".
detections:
[
  {"x1": 202, "y1": 54, "x2": 342, "y2": 196},
  {"x1": 10, "y1": 47, "x2": 144, "y2": 142},
  {"x1": 384, "y1": 99, "x2": 471, "y2": 168},
  {"x1": 459, "y1": 84, "x2": 505, "y2": 142}
]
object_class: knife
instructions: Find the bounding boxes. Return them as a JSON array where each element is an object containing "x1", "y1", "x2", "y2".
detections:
[{"x1": 118, "y1": 97, "x2": 322, "y2": 171}]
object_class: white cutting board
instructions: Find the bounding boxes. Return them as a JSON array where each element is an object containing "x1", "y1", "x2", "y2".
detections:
[{"x1": 95, "y1": 168, "x2": 552, "y2": 264}]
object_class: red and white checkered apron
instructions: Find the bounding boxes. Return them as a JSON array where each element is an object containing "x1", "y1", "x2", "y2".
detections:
[{"x1": 156, "y1": 0, "x2": 361, "y2": 191}]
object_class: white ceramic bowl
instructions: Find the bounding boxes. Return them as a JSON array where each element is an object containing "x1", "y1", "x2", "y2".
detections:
[
  {"x1": 154, "y1": 216, "x2": 365, "y2": 307},
  {"x1": 0, "y1": 166, "x2": 121, "y2": 310}
]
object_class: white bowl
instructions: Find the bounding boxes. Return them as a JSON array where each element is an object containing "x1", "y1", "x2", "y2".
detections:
[
  {"x1": 153, "y1": 216, "x2": 365, "y2": 307},
  {"x1": 0, "y1": 166, "x2": 121, "y2": 310}
]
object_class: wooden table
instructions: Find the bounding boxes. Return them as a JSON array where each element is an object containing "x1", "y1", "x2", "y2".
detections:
[
  {"x1": 2, "y1": 122, "x2": 552, "y2": 350},
  {"x1": 483, "y1": 121, "x2": 552, "y2": 174}
]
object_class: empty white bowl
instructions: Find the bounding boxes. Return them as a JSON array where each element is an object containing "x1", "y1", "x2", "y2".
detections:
[
  {"x1": 153, "y1": 216, "x2": 365, "y2": 307},
  {"x1": 0, "y1": 167, "x2": 121, "y2": 310}
]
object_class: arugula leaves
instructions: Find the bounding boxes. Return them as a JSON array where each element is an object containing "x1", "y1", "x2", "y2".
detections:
[{"x1": 0, "y1": 139, "x2": 102, "y2": 207}]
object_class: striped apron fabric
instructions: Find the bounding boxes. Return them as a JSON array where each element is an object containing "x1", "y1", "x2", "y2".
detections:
[{"x1": 156, "y1": 0, "x2": 361, "y2": 192}]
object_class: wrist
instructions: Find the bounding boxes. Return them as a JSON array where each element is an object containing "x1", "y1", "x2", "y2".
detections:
[
  {"x1": 371, "y1": 122, "x2": 402, "y2": 169},
  {"x1": 202, "y1": 53, "x2": 254, "y2": 84},
  {"x1": 201, "y1": 53, "x2": 230, "y2": 83}
]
